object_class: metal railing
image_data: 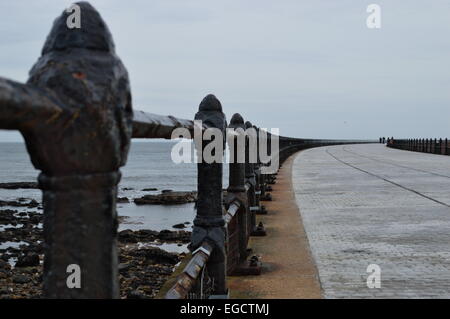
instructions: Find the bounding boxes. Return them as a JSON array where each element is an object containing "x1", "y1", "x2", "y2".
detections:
[
  {"x1": 0, "y1": 2, "x2": 376, "y2": 298},
  {"x1": 387, "y1": 138, "x2": 450, "y2": 155}
]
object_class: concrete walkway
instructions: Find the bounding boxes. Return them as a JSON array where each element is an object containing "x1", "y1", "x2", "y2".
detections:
[
  {"x1": 228, "y1": 155, "x2": 322, "y2": 299},
  {"x1": 293, "y1": 144, "x2": 450, "y2": 298}
]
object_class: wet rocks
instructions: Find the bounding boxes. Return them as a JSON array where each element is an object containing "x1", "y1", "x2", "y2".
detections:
[
  {"x1": 118, "y1": 262, "x2": 132, "y2": 273},
  {"x1": 0, "y1": 182, "x2": 39, "y2": 190},
  {"x1": 134, "y1": 191, "x2": 196, "y2": 205},
  {"x1": 0, "y1": 209, "x2": 17, "y2": 224},
  {"x1": 129, "y1": 246, "x2": 179, "y2": 265},
  {"x1": 0, "y1": 259, "x2": 10, "y2": 271},
  {"x1": 127, "y1": 290, "x2": 146, "y2": 299},
  {"x1": 157, "y1": 229, "x2": 190, "y2": 242},
  {"x1": 172, "y1": 223, "x2": 186, "y2": 229},
  {"x1": 142, "y1": 188, "x2": 157, "y2": 191},
  {"x1": 118, "y1": 228, "x2": 190, "y2": 244},
  {"x1": 0, "y1": 199, "x2": 39, "y2": 208},
  {"x1": 16, "y1": 253, "x2": 40, "y2": 268},
  {"x1": 12, "y1": 274, "x2": 31, "y2": 284},
  {"x1": 117, "y1": 197, "x2": 129, "y2": 203},
  {"x1": 0, "y1": 199, "x2": 189, "y2": 299}
]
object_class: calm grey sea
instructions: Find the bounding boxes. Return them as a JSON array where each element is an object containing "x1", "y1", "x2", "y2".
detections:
[{"x1": 0, "y1": 141, "x2": 229, "y2": 252}]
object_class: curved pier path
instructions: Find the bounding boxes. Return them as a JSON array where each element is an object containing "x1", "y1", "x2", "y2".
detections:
[
  {"x1": 228, "y1": 155, "x2": 322, "y2": 299},
  {"x1": 293, "y1": 144, "x2": 450, "y2": 298}
]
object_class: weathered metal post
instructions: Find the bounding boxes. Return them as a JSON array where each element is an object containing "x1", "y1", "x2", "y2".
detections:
[
  {"x1": 0, "y1": 2, "x2": 132, "y2": 298},
  {"x1": 252, "y1": 125, "x2": 267, "y2": 216},
  {"x1": 264, "y1": 131, "x2": 276, "y2": 188},
  {"x1": 257, "y1": 128, "x2": 272, "y2": 202},
  {"x1": 191, "y1": 94, "x2": 228, "y2": 296},
  {"x1": 226, "y1": 113, "x2": 249, "y2": 266},
  {"x1": 244, "y1": 121, "x2": 258, "y2": 234}
]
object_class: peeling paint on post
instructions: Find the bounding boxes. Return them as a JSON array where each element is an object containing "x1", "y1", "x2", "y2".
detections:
[
  {"x1": 0, "y1": 2, "x2": 132, "y2": 298},
  {"x1": 190, "y1": 94, "x2": 228, "y2": 295}
]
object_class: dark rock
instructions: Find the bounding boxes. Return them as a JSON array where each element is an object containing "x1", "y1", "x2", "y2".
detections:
[
  {"x1": 29, "y1": 215, "x2": 42, "y2": 224},
  {"x1": 142, "y1": 188, "x2": 157, "y2": 191},
  {"x1": 157, "y1": 229, "x2": 191, "y2": 242},
  {"x1": 172, "y1": 223, "x2": 186, "y2": 229},
  {"x1": 134, "y1": 191, "x2": 196, "y2": 205},
  {"x1": 0, "y1": 209, "x2": 17, "y2": 223},
  {"x1": 12, "y1": 274, "x2": 31, "y2": 284},
  {"x1": 0, "y1": 259, "x2": 10, "y2": 270},
  {"x1": 134, "y1": 229, "x2": 158, "y2": 240},
  {"x1": 127, "y1": 290, "x2": 146, "y2": 299},
  {"x1": 130, "y1": 246, "x2": 179, "y2": 265},
  {"x1": 117, "y1": 197, "x2": 129, "y2": 203},
  {"x1": 16, "y1": 253, "x2": 40, "y2": 267},
  {"x1": 0, "y1": 182, "x2": 39, "y2": 190},
  {"x1": 118, "y1": 263, "x2": 131, "y2": 273},
  {"x1": 0, "y1": 200, "x2": 39, "y2": 208},
  {"x1": 118, "y1": 229, "x2": 138, "y2": 243},
  {"x1": 27, "y1": 200, "x2": 39, "y2": 208}
]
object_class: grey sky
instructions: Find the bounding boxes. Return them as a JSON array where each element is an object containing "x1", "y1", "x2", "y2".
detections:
[{"x1": 1, "y1": 0, "x2": 449, "y2": 142}]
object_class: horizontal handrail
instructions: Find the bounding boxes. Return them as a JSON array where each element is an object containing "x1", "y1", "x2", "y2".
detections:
[
  {"x1": 165, "y1": 241, "x2": 214, "y2": 299},
  {"x1": 165, "y1": 200, "x2": 242, "y2": 299},
  {"x1": 387, "y1": 137, "x2": 449, "y2": 156},
  {"x1": 132, "y1": 110, "x2": 197, "y2": 139}
]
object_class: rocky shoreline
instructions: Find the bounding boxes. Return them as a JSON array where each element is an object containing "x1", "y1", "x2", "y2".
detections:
[{"x1": 0, "y1": 199, "x2": 192, "y2": 299}]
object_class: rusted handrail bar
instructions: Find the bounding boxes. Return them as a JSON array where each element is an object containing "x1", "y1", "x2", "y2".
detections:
[
  {"x1": 165, "y1": 200, "x2": 242, "y2": 299},
  {"x1": 164, "y1": 241, "x2": 214, "y2": 299},
  {"x1": 132, "y1": 111, "x2": 196, "y2": 139},
  {"x1": 224, "y1": 200, "x2": 242, "y2": 224},
  {"x1": 132, "y1": 110, "x2": 240, "y2": 139}
]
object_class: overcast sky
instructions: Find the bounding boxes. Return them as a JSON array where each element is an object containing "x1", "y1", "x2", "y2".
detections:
[{"x1": 1, "y1": 0, "x2": 449, "y2": 142}]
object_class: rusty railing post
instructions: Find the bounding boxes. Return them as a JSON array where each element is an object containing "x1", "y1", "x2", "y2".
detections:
[
  {"x1": 226, "y1": 113, "x2": 249, "y2": 269},
  {"x1": 258, "y1": 128, "x2": 272, "y2": 202},
  {"x1": 252, "y1": 125, "x2": 267, "y2": 216},
  {"x1": 191, "y1": 94, "x2": 228, "y2": 296},
  {"x1": 0, "y1": 2, "x2": 132, "y2": 298},
  {"x1": 244, "y1": 121, "x2": 258, "y2": 235}
]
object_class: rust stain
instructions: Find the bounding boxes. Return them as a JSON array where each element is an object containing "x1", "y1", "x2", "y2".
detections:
[{"x1": 72, "y1": 72, "x2": 86, "y2": 80}]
